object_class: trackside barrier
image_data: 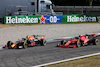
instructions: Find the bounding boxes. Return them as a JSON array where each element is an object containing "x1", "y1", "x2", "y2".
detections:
[
  {"x1": 4, "y1": 15, "x2": 41, "y2": 24},
  {"x1": 62, "y1": 14, "x2": 100, "y2": 23},
  {"x1": 4, "y1": 15, "x2": 63, "y2": 24},
  {"x1": 4, "y1": 14, "x2": 100, "y2": 24}
]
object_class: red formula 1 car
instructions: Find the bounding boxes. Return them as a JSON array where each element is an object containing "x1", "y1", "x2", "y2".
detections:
[
  {"x1": 5, "y1": 35, "x2": 46, "y2": 49},
  {"x1": 57, "y1": 34, "x2": 99, "y2": 48}
]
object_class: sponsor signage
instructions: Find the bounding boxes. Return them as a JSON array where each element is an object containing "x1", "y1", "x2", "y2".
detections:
[
  {"x1": 4, "y1": 16, "x2": 41, "y2": 24},
  {"x1": 97, "y1": 16, "x2": 100, "y2": 22},
  {"x1": 39, "y1": 15, "x2": 46, "y2": 24},
  {"x1": 43, "y1": 15, "x2": 63, "y2": 23},
  {"x1": 67, "y1": 15, "x2": 96, "y2": 22},
  {"x1": 4, "y1": 15, "x2": 62, "y2": 24},
  {"x1": 4, "y1": 14, "x2": 100, "y2": 24},
  {"x1": 62, "y1": 14, "x2": 100, "y2": 23}
]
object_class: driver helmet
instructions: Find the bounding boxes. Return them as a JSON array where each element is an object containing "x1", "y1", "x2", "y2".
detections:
[{"x1": 26, "y1": 35, "x2": 30, "y2": 39}]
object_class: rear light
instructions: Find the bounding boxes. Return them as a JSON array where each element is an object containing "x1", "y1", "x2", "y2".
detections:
[
  {"x1": 5, "y1": 45, "x2": 8, "y2": 48},
  {"x1": 41, "y1": 36, "x2": 45, "y2": 39},
  {"x1": 84, "y1": 41, "x2": 87, "y2": 43},
  {"x1": 94, "y1": 35, "x2": 97, "y2": 38}
]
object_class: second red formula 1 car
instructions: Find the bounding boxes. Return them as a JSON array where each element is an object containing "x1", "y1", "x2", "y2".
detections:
[
  {"x1": 57, "y1": 34, "x2": 99, "y2": 48},
  {"x1": 5, "y1": 35, "x2": 46, "y2": 49}
]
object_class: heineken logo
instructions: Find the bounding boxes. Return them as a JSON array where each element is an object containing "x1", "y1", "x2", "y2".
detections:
[
  {"x1": 97, "y1": 17, "x2": 100, "y2": 22},
  {"x1": 39, "y1": 15, "x2": 46, "y2": 24},
  {"x1": 67, "y1": 15, "x2": 96, "y2": 22},
  {"x1": 6, "y1": 16, "x2": 38, "y2": 24},
  {"x1": 4, "y1": 15, "x2": 100, "y2": 24}
]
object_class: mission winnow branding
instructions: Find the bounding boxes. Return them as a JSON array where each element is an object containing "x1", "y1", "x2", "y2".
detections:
[{"x1": 4, "y1": 15, "x2": 100, "y2": 24}]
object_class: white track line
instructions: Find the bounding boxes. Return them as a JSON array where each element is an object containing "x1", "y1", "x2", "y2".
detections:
[
  {"x1": 31, "y1": 33, "x2": 100, "y2": 67},
  {"x1": 0, "y1": 46, "x2": 4, "y2": 50},
  {"x1": 32, "y1": 52, "x2": 100, "y2": 67}
]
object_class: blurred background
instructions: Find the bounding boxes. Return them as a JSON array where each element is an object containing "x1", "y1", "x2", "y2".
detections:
[{"x1": 51, "y1": 0, "x2": 100, "y2": 15}]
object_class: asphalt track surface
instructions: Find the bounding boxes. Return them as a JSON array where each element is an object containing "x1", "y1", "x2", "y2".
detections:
[{"x1": 0, "y1": 36, "x2": 100, "y2": 67}]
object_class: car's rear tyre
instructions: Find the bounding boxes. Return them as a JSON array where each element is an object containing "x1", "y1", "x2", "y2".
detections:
[
  {"x1": 81, "y1": 41, "x2": 85, "y2": 46},
  {"x1": 76, "y1": 41, "x2": 81, "y2": 48},
  {"x1": 61, "y1": 40, "x2": 66, "y2": 45},
  {"x1": 7, "y1": 41, "x2": 13, "y2": 49},
  {"x1": 93, "y1": 39, "x2": 99, "y2": 45},
  {"x1": 16, "y1": 43, "x2": 19, "y2": 49},
  {"x1": 40, "y1": 39, "x2": 46, "y2": 46},
  {"x1": 22, "y1": 42, "x2": 28, "y2": 49}
]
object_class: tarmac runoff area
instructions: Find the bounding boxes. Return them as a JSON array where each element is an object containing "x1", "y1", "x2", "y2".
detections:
[
  {"x1": 0, "y1": 23, "x2": 100, "y2": 67},
  {"x1": 0, "y1": 23, "x2": 100, "y2": 46}
]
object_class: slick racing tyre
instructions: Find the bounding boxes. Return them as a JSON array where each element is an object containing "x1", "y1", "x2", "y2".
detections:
[
  {"x1": 76, "y1": 41, "x2": 81, "y2": 48},
  {"x1": 22, "y1": 42, "x2": 28, "y2": 49},
  {"x1": 7, "y1": 41, "x2": 13, "y2": 49},
  {"x1": 61, "y1": 40, "x2": 66, "y2": 45},
  {"x1": 16, "y1": 43, "x2": 19, "y2": 49},
  {"x1": 93, "y1": 39, "x2": 99, "y2": 45},
  {"x1": 81, "y1": 41, "x2": 85, "y2": 46},
  {"x1": 40, "y1": 39, "x2": 46, "y2": 46}
]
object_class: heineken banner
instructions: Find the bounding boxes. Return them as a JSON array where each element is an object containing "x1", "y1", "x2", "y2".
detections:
[
  {"x1": 4, "y1": 15, "x2": 41, "y2": 24},
  {"x1": 62, "y1": 14, "x2": 100, "y2": 23},
  {"x1": 4, "y1": 14, "x2": 100, "y2": 24},
  {"x1": 43, "y1": 15, "x2": 63, "y2": 23},
  {"x1": 4, "y1": 15, "x2": 63, "y2": 24}
]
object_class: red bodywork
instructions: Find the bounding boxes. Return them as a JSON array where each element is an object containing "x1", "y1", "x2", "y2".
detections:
[
  {"x1": 57, "y1": 38, "x2": 79, "y2": 48},
  {"x1": 57, "y1": 34, "x2": 97, "y2": 48},
  {"x1": 80, "y1": 35, "x2": 90, "y2": 44}
]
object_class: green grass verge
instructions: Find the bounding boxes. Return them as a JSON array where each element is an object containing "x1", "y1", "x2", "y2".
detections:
[{"x1": 45, "y1": 55, "x2": 100, "y2": 67}]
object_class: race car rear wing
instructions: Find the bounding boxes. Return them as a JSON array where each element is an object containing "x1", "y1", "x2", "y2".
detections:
[
  {"x1": 32, "y1": 35, "x2": 45, "y2": 39},
  {"x1": 32, "y1": 35, "x2": 45, "y2": 37}
]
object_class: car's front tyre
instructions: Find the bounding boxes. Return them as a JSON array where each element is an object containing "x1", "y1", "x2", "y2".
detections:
[
  {"x1": 93, "y1": 39, "x2": 99, "y2": 45},
  {"x1": 40, "y1": 39, "x2": 46, "y2": 46},
  {"x1": 7, "y1": 41, "x2": 13, "y2": 49},
  {"x1": 76, "y1": 41, "x2": 81, "y2": 48}
]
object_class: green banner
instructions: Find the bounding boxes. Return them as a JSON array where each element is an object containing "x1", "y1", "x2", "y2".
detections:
[
  {"x1": 4, "y1": 14, "x2": 100, "y2": 24},
  {"x1": 62, "y1": 14, "x2": 100, "y2": 23},
  {"x1": 4, "y1": 15, "x2": 41, "y2": 24}
]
